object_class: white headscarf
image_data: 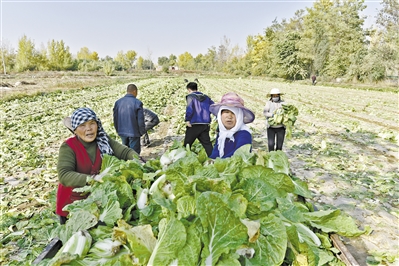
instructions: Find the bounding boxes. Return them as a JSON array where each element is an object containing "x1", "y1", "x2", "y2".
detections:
[{"x1": 216, "y1": 106, "x2": 251, "y2": 157}]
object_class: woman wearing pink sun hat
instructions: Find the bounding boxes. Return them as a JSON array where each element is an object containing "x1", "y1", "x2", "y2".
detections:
[{"x1": 209, "y1": 92, "x2": 255, "y2": 159}]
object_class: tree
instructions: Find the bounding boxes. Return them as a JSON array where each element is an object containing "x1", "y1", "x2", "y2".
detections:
[
  {"x1": 126, "y1": 50, "x2": 137, "y2": 69},
  {"x1": 114, "y1": 50, "x2": 137, "y2": 70},
  {"x1": 47, "y1": 39, "x2": 74, "y2": 70},
  {"x1": 216, "y1": 35, "x2": 231, "y2": 70},
  {"x1": 0, "y1": 40, "x2": 16, "y2": 74},
  {"x1": 158, "y1": 56, "x2": 169, "y2": 66},
  {"x1": 296, "y1": 0, "x2": 368, "y2": 79},
  {"x1": 178, "y1": 52, "x2": 194, "y2": 70},
  {"x1": 142, "y1": 59, "x2": 154, "y2": 70},
  {"x1": 169, "y1": 54, "x2": 177, "y2": 67},
  {"x1": 275, "y1": 31, "x2": 308, "y2": 80},
  {"x1": 77, "y1": 47, "x2": 91, "y2": 60},
  {"x1": 201, "y1": 47, "x2": 217, "y2": 71},
  {"x1": 89, "y1": 51, "x2": 99, "y2": 61},
  {"x1": 136, "y1": 56, "x2": 144, "y2": 70},
  {"x1": 374, "y1": 0, "x2": 399, "y2": 80},
  {"x1": 15, "y1": 35, "x2": 37, "y2": 72}
]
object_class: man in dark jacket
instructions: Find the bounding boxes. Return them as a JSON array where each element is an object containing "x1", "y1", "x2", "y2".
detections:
[
  {"x1": 141, "y1": 108, "x2": 160, "y2": 146},
  {"x1": 184, "y1": 81, "x2": 214, "y2": 156},
  {"x1": 113, "y1": 84, "x2": 146, "y2": 154}
]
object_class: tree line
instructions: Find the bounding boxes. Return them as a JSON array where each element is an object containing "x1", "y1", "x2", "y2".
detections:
[{"x1": 1, "y1": 0, "x2": 397, "y2": 83}]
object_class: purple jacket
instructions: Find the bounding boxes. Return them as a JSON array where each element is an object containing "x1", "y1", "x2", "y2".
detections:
[
  {"x1": 185, "y1": 92, "x2": 214, "y2": 124},
  {"x1": 209, "y1": 130, "x2": 252, "y2": 159}
]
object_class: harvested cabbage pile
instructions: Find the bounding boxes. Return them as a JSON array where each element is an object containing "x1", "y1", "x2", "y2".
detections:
[
  {"x1": 268, "y1": 104, "x2": 299, "y2": 138},
  {"x1": 38, "y1": 145, "x2": 363, "y2": 266}
]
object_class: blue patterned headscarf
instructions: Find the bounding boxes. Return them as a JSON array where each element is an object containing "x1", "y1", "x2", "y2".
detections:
[{"x1": 71, "y1": 107, "x2": 114, "y2": 156}]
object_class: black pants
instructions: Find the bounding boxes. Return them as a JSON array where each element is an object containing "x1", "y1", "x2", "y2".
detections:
[
  {"x1": 184, "y1": 124, "x2": 213, "y2": 156},
  {"x1": 267, "y1": 127, "x2": 286, "y2": 151}
]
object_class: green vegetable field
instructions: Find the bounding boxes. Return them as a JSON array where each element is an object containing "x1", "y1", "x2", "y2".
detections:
[{"x1": 1, "y1": 75, "x2": 398, "y2": 265}]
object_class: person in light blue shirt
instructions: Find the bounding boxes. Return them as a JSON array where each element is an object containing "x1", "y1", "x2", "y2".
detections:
[{"x1": 209, "y1": 92, "x2": 255, "y2": 159}]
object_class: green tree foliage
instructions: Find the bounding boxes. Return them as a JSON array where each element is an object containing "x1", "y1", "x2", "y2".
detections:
[
  {"x1": 248, "y1": 21, "x2": 281, "y2": 76},
  {"x1": 77, "y1": 47, "x2": 92, "y2": 60},
  {"x1": 114, "y1": 50, "x2": 137, "y2": 71},
  {"x1": 298, "y1": 0, "x2": 367, "y2": 79},
  {"x1": 15, "y1": 35, "x2": 38, "y2": 72},
  {"x1": 3, "y1": 0, "x2": 394, "y2": 82},
  {"x1": 126, "y1": 50, "x2": 137, "y2": 68},
  {"x1": 374, "y1": 0, "x2": 399, "y2": 80},
  {"x1": 90, "y1": 51, "x2": 99, "y2": 61},
  {"x1": 178, "y1": 52, "x2": 194, "y2": 69},
  {"x1": 136, "y1": 56, "x2": 144, "y2": 70},
  {"x1": 275, "y1": 31, "x2": 308, "y2": 80},
  {"x1": 1, "y1": 41, "x2": 16, "y2": 74},
  {"x1": 101, "y1": 60, "x2": 116, "y2": 76},
  {"x1": 142, "y1": 59, "x2": 154, "y2": 70},
  {"x1": 77, "y1": 47, "x2": 99, "y2": 71},
  {"x1": 201, "y1": 47, "x2": 217, "y2": 71},
  {"x1": 169, "y1": 54, "x2": 177, "y2": 67},
  {"x1": 158, "y1": 56, "x2": 169, "y2": 66},
  {"x1": 47, "y1": 40, "x2": 75, "y2": 70}
]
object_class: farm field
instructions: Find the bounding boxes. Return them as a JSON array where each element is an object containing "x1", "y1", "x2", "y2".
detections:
[{"x1": 0, "y1": 73, "x2": 398, "y2": 265}]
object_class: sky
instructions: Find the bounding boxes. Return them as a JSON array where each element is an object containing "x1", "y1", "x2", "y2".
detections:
[{"x1": 1, "y1": 0, "x2": 383, "y2": 62}]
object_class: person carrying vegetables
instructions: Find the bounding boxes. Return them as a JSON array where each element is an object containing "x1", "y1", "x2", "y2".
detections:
[
  {"x1": 141, "y1": 108, "x2": 160, "y2": 147},
  {"x1": 263, "y1": 88, "x2": 286, "y2": 151},
  {"x1": 209, "y1": 92, "x2": 255, "y2": 159},
  {"x1": 57, "y1": 107, "x2": 138, "y2": 224}
]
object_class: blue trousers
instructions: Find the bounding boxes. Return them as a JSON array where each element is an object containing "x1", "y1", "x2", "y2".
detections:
[{"x1": 120, "y1": 136, "x2": 141, "y2": 154}]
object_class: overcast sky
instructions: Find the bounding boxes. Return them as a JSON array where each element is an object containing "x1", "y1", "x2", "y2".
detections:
[{"x1": 1, "y1": 0, "x2": 382, "y2": 61}]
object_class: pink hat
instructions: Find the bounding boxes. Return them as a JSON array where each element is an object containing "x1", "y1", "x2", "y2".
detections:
[{"x1": 210, "y1": 92, "x2": 255, "y2": 124}]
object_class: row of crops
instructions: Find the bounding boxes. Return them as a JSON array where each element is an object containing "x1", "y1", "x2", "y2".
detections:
[{"x1": 1, "y1": 76, "x2": 398, "y2": 265}]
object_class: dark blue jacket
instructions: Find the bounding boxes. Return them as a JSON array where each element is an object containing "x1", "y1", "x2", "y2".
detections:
[
  {"x1": 185, "y1": 92, "x2": 214, "y2": 124},
  {"x1": 113, "y1": 94, "x2": 146, "y2": 137},
  {"x1": 209, "y1": 130, "x2": 252, "y2": 159}
]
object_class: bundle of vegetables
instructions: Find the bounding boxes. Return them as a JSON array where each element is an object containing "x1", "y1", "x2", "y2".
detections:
[
  {"x1": 38, "y1": 144, "x2": 364, "y2": 266},
  {"x1": 268, "y1": 104, "x2": 299, "y2": 139}
]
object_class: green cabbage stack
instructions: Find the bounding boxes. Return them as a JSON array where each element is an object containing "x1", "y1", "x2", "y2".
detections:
[{"x1": 268, "y1": 104, "x2": 299, "y2": 139}]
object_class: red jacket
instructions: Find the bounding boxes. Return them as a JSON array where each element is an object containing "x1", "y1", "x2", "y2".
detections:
[{"x1": 56, "y1": 136, "x2": 102, "y2": 217}]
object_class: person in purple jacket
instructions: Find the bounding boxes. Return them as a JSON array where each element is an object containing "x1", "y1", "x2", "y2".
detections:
[
  {"x1": 183, "y1": 81, "x2": 214, "y2": 156},
  {"x1": 209, "y1": 92, "x2": 255, "y2": 159}
]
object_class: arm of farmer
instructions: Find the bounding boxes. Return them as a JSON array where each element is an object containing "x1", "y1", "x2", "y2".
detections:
[
  {"x1": 263, "y1": 101, "x2": 273, "y2": 118},
  {"x1": 58, "y1": 139, "x2": 138, "y2": 187},
  {"x1": 185, "y1": 96, "x2": 194, "y2": 126},
  {"x1": 109, "y1": 138, "x2": 138, "y2": 160},
  {"x1": 137, "y1": 104, "x2": 146, "y2": 136},
  {"x1": 57, "y1": 143, "x2": 93, "y2": 188}
]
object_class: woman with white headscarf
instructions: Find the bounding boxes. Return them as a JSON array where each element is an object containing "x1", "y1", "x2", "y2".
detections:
[
  {"x1": 209, "y1": 92, "x2": 255, "y2": 159},
  {"x1": 56, "y1": 107, "x2": 138, "y2": 224}
]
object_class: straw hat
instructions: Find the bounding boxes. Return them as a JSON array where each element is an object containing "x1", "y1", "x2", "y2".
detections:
[
  {"x1": 267, "y1": 88, "x2": 284, "y2": 97},
  {"x1": 63, "y1": 117, "x2": 74, "y2": 133},
  {"x1": 210, "y1": 92, "x2": 255, "y2": 124}
]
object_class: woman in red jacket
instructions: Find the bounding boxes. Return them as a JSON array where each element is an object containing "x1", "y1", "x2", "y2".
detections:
[{"x1": 57, "y1": 107, "x2": 137, "y2": 224}]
